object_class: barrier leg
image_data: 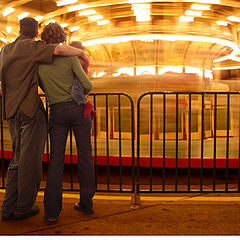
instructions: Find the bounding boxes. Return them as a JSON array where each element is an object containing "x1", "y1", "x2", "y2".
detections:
[{"x1": 130, "y1": 192, "x2": 140, "y2": 208}]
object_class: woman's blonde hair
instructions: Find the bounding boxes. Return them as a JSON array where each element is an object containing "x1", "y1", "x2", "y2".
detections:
[{"x1": 41, "y1": 22, "x2": 67, "y2": 44}]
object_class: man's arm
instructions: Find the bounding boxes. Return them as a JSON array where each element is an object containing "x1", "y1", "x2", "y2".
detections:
[{"x1": 54, "y1": 45, "x2": 89, "y2": 62}]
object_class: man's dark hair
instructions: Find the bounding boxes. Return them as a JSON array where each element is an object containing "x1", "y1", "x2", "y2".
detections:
[{"x1": 20, "y1": 17, "x2": 38, "y2": 38}]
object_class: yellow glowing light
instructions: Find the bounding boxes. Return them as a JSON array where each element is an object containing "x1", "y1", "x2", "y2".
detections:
[
  {"x1": 35, "y1": 16, "x2": 43, "y2": 21},
  {"x1": 0, "y1": 37, "x2": 7, "y2": 43},
  {"x1": 213, "y1": 52, "x2": 235, "y2": 63},
  {"x1": 204, "y1": 69, "x2": 213, "y2": 79},
  {"x1": 132, "y1": 3, "x2": 151, "y2": 22},
  {"x1": 97, "y1": 20, "x2": 110, "y2": 25},
  {"x1": 179, "y1": 16, "x2": 194, "y2": 22},
  {"x1": 60, "y1": 23, "x2": 68, "y2": 28},
  {"x1": 141, "y1": 39, "x2": 154, "y2": 42},
  {"x1": 136, "y1": 66, "x2": 155, "y2": 75},
  {"x1": 112, "y1": 65, "x2": 213, "y2": 78},
  {"x1": 185, "y1": 10, "x2": 202, "y2": 16},
  {"x1": 82, "y1": 34, "x2": 237, "y2": 49},
  {"x1": 216, "y1": 20, "x2": 228, "y2": 26},
  {"x1": 70, "y1": 36, "x2": 78, "y2": 41},
  {"x1": 128, "y1": 0, "x2": 151, "y2": 3},
  {"x1": 185, "y1": 67, "x2": 203, "y2": 77},
  {"x1": 92, "y1": 72, "x2": 107, "y2": 78},
  {"x1": 227, "y1": 16, "x2": 240, "y2": 23},
  {"x1": 46, "y1": 15, "x2": 56, "y2": 19},
  {"x1": 88, "y1": 15, "x2": 103, "y2": 21},
  {"x1": 82, "y1": 34, "x2": 239, "y2": 63},
  {"x1": 136, "y1": 14, "x2": 151, "y2": 22},
  {"x1": 56, "y1": 0, "x2": 78, "y2": 6},
  {"x1": 17, "y1": 12, "x2": 30, "y2": 20},
  {"x1": 213, "y1": 66, "x2": 240, "y2": 70},
  {"x1": 3, "y1": 7, "x2": 15, "y2": 17},
  {"x1": 115, "y1": 67, "x2": 134, "y2": 77},
  {"x1": 79, "y1": 9, "x2": 96, "y2": 16},
  {"x1": 131, "y1": 3, "x2": 150, "y2": 10},
  {"x1": 6, "y1": 26, "x2": 12, "y2": 33},
  {"x1": 187, "y1": 0, "x2": 219, "y2": 3},
  {"x1": 68, "y1": 4, "x2": 87, "y2": 12},
  {"x1": 70, "y1": 26, "x2": 80, "y2": 32},
  {"x1": 45, "y1": 20, "x2": 56, "y2": 25},
  {"x1": 97, "y1": 72, "x2": 106, "y2": 78},
  {"x1": 190, "y1": 4, "x2": 211, "y2": 10},
  {"x1": 112, "y1": 72, "x2": 121, "y2": 77},
  {"x1": 158, "y1": 66, "x2": 183, "y2": 75},
  {"x1": 230, "y1": 56, "x2": 240, "y2": 62}
]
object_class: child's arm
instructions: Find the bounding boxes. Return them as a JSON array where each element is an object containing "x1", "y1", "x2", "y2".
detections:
[
  {"x1": 72, "y1": 56, "x2": 93, "y2": 93},
  {"x1": 79, "y1": 57, "x2": 89, "y2": 75}
]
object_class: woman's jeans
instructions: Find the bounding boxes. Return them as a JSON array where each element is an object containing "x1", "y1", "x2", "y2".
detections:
[{"x1": 44, "y1": 100, "x2": 96, "y2": 219}]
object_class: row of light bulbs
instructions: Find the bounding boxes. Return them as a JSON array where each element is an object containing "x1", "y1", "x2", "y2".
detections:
[
  {"x1": 179, "y1": 3, "x2": 240, "y2": 25},
  {"x1": 1, "y1": 2, "x2": 111, "y2": 39},
  {"x1": 2, "y1": 1, "x2": 240, "y2": 31},
  {"x1": 91, "y1": 66, "x2": 214, "y2": 79}
]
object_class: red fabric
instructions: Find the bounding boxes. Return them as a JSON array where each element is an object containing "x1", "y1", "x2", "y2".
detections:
[
  {"x1": 84, "y1": 101, "x2": 96, "y2": 119},
  {"x1": 79, "y1": 57, "x2": 89, "y2": 75}
]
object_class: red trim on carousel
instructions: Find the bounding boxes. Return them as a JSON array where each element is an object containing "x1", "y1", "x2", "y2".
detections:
[{"x1": 1, "y1": 150, "x2": 239, "y2": 168}]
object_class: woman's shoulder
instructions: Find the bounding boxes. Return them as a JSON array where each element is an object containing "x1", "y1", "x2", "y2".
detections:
[
  {"x1": 54, "y1": 55, "x2": 74, "y2": 60},
  {"x1": 56, "y1": 55, "x2": 78, "y2": 62}
]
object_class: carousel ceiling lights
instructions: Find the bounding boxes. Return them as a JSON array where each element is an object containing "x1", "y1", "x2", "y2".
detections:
[{"x1": 56, "y1": 0, "x2": 78, "y2": 6}]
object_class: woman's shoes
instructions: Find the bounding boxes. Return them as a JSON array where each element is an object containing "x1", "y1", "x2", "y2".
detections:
[
  {"x1": 43, "y1": 203, "x2": 93, "y2": 225},
  {"x1": 44, "y1": 216, "x2": 58, "y2": 225},
  {"x1": 74, "y1": 202, "x2": 94, "y2": 215}
]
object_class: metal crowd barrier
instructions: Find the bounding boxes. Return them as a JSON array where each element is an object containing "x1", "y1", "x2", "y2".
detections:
[
  {"x1": 1, "y1": 91, "x2": 240, "y2": 197},
  {"x1": 136, "y1": 91, "x2": 240, "y2": 193},
  {"x1": 0, "y1": 93, "x2": 135, "y2": 193}
]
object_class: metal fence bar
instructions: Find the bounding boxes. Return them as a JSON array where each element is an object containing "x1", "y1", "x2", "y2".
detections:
[
  {"x1": 188, "y1": 94, "x2": 192, "y2": 191},
  {"x1": 213, "y1": 94, "x2": 217, "y2": 191},
  {"x1": 136, "y1": 94, "x2": 141, "y2": 193},
  {"x1": 130, "y1": 95, "x2": 135, "y2": 194},
  {"x1": 175, "y1": 93, "x2": 179, "y2": 192},
  {"x1": 118, "y1": 94, "x2": 122, "y2": 191},
  {"x1": 150, "y1": 93, "x2": 153, "y2": 191},
  {"x1": 225, "y1": 94, "x2": 230, "y2": 191},
  {"x1": 105, "y1": 94, "x2": 110, "y2": 191},
  {"x1": 200, "y1": 93, "x2": 204, "y2": 191},
  {"x1": 239, "y1": 94, "x2": 240, "y2": 191},
  {"x1": 162, "y1": 93, "x2": 166, "y2": 192},
  {"x1": 93, "y1": 95, "x2": 98, "y2": 188}
]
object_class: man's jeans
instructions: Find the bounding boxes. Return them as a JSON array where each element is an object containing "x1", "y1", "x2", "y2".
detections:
[
  {"x1": 44, "y1": 100, "x2": 96, "y2": 219},
  {"x1": 1, "y1": 104, "x2": 47, "y2": 215}
]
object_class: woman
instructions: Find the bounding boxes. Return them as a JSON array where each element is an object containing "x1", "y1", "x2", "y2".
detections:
[{"x1": 38, "y1": 23, "x2": 95, "y2": 224}]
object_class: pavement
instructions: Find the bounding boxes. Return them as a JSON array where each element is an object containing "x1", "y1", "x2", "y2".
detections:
[{"x1": 0, "y1": 190, "x2": 240, "y2": 236}]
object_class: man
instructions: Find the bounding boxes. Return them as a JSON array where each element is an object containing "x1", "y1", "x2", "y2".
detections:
[{"x1": 0, "y1": 17, "x2": 88, "y2": 221}]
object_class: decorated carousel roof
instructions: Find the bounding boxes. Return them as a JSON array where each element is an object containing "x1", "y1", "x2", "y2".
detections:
[{"x1": 0, "y1": 0, "x2": 239, "y2": 79}]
